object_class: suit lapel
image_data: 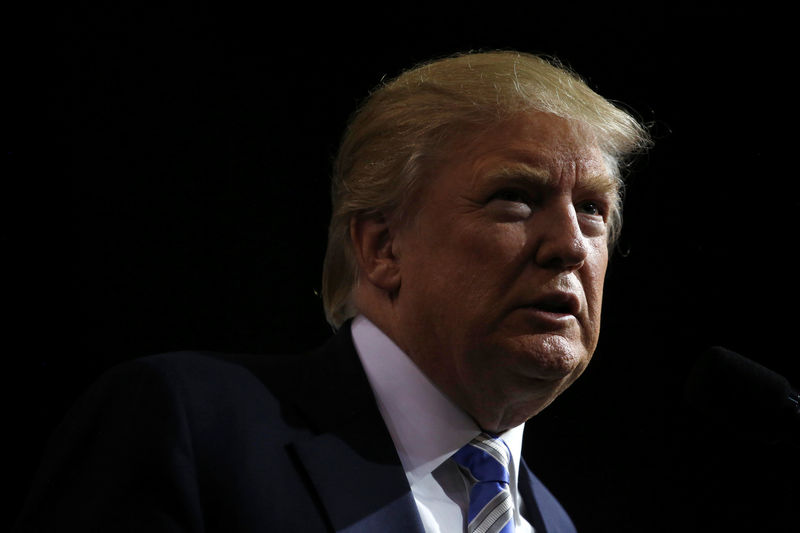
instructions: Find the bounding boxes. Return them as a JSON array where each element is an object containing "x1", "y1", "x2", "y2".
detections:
[
  {"x1": 286, "y1": 322, "x2": 425, "y2": 533},
  {"x1": 519, "y1": 457, "x2": 577, "y2": 533},
  {"x1": 519, "y1": 458, "x2": 549, "y2": 533},
  {"x1": 291, "y1": 420, "x2": 424, "y2": 532}
]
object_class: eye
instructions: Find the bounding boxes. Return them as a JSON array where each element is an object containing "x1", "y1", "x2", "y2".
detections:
[
  {"x1": 487, "y1": 189, "x2": 534, "y2": 218},
  {"x1": 577, "y1": 200, "x2": 606, "y2": 218},
  {"x1": 490, "y1": 189, "x2": 532, "y2": 205},
  {"x1": 578, "y1": 201, "x2": 599, "y2": 215}
]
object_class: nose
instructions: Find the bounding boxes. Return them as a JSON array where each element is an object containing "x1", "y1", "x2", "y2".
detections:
[{"x1": 532, "y1": 204, "x2": 588, "y2": 272}]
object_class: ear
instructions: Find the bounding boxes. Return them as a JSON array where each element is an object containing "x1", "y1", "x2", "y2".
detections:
[{"x1": 350, "y1": 213, "x2": 401, "y2": 293}]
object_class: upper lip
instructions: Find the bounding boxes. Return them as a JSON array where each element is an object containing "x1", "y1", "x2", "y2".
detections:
[{"x1": 525, "y1": 291, "x2": 581, "y2": 316}]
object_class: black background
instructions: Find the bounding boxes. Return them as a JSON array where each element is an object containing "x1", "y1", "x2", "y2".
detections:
[{"x1": 8, "y1": 3, "x2": 799, "y2": 531}]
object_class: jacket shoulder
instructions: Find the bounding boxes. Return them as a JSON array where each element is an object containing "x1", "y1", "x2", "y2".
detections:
[{"x1": 15, "y1": 350, "x2": 321, "y2": 532}]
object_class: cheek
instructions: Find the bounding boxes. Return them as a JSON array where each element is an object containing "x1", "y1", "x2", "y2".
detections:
[
  {"x1": 583, "y1": 245, "x2": 609, "y2": 319},
  {"x1": 450, "y1": 226, "x2": 528, "y2": 294},
  {"x1": 455, "y1": 222, "x2": 529, "y2": 265},
  {"x1": 405, "y1": 216, "x2": 530, "y2": 306}
]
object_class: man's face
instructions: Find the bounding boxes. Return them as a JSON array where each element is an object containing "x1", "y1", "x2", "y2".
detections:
[{"x1": 392, "y1": 112, "x2": 614, "y2": 432}]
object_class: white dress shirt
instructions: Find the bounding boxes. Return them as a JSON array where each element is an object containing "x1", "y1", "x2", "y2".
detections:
[{"x1": 351, "y1": 315, "x2": 535, "y2": 533}]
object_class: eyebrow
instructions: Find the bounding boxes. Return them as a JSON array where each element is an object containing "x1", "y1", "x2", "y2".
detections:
[{"x1": 483, "y1": 162, "x2": 619, "y2": 196}]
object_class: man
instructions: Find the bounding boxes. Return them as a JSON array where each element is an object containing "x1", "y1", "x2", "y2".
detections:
[{"x1": 17, "y1": 51, "x2": 649, "y2": 532}]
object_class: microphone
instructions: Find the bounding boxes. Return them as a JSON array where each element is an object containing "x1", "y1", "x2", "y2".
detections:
[{"x1": 684, "y1": 346, "x2": 800, "y2": 444}]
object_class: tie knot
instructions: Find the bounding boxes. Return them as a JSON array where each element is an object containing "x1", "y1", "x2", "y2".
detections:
[{"x1": 452, "y1": 433, "x2": 511, "y2": 484}]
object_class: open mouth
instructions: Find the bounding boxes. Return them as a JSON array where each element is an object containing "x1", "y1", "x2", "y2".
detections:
[
  {"x1": 532, "y1": 301, "x2": 572, "y2": 314},
  {"x1": 527, "y1": 292, "x2": 579, "y2": 316}
]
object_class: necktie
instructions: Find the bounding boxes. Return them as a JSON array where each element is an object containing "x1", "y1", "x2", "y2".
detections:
[{"x1": 452, "y1": 433, "x2": 515, "y2": 533}]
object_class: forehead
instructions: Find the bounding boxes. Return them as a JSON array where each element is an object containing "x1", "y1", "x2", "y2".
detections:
[{"x1": 443, "y1": 112, "x2": 613, "y2": 192}]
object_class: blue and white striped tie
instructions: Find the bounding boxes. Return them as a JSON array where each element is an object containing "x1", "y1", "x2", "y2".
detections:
[{"x1": 453, "y1": 433, "x2": 515, "y2": 533}]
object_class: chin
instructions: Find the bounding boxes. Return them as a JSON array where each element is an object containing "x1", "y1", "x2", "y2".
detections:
[{"x1": 507, "y1": 333, "x2": 589, "y2": 381}]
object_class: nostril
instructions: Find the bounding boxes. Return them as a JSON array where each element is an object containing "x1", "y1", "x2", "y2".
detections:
[{"x1": 538, "y1": 255, "x2": 585, "y2": 273}]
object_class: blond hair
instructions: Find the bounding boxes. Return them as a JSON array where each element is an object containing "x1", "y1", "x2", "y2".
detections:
[{"x1": 322, "y1": 51, "x2": 650, "y2": 328}]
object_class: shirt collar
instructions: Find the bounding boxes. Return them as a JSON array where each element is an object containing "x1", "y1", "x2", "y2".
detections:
[{"x1": 351, "y1": 315, "x2": 525, "y2": 486}]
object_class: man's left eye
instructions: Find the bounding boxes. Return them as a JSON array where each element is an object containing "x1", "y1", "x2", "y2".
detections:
[{"x1": 577, "y1": 201, "x2": 602, "y2": 216}]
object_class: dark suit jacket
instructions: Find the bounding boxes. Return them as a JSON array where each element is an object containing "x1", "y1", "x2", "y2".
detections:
[{"x1": 16, "y1": 322, "x2": 576, "y2": 532}]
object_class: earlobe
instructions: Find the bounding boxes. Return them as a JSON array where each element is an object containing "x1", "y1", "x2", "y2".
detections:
[{"x1": 350, "y1": 214, "x2": 401, "y2": 293}]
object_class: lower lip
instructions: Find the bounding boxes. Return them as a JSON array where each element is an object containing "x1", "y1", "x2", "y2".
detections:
[{"x1": 518, "y1": 307, "x2": 576, "y2": 329}]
